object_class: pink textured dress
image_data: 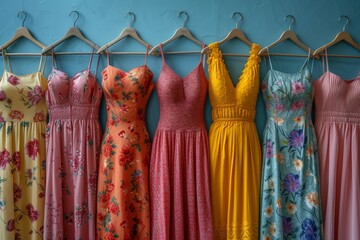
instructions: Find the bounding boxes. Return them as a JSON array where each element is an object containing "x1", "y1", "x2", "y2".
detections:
[
  {"x1": 314, "y1": 52, "x2": 360, "y2": 240},
  {"x1": 44, "y1": 52, "x2": 102, "y2": 239},
  {"x1": 150, "y1": 45, "x2": 214, "y2": 240}
]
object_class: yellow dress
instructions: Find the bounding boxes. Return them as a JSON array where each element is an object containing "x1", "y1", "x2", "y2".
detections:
[
  {"x1": 207, "y1": 42, "x2": 262, "y2": 239},
  {"x1": 0, "y1": 54, "x2": 47, "y2": 240}
]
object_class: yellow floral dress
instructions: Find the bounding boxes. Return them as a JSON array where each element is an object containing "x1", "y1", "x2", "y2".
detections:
[
  {"x1": 0, "y1": 54, "x2": 47, "y2": 240},
  {"x1": 207, "y1": 42, "x2": 262, "y2": 239}
]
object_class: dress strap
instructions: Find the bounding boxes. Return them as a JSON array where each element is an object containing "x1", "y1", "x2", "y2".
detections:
[
  {"x1": 144, "y1": 44, "x2": 149, "y2": 65},
  {"x1": 106, "y1": 45, "x2": 110, "y2": 66},
  {"x1": 38, "y1": 54, "x2": 46, "y2": 73},
  {"x1": 324, "y1": 48, "x2": 329, "y2": 73},
  {"x1": 2, "y1": 48, "x2": 12, "y2": 72},
  {"x1": 51, "y1": 49, "x2": 58, "y2": 69},
  {"x1": 200, "y1": 44, "x2": 206, "y2": 68},
  {"x1": 95, "y1": 53, "x2": 100, "y2": 77},
  {"x1": 88, "y1": 47, "x2": 95, "y2": 70},
  {"x1": 266, "y1": 47, "x2": 273, "y2": 70},
  {"x1": 300, "y1": 48, "x2": 311, "y2": 71},
  {"x1": 159, "y1": 44, "x2": 165, "y2": 62},
  {"x1": 37, "y1": 54, "x2": 45, "y2": 73}
]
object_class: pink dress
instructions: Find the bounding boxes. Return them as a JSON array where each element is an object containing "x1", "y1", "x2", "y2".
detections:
[
  {"x1": 150, "y1": 45, "x2": 214, "y2": 240},
  {"x1": 314, "y1": 53, "x2": 360, "y2": 239},
  {"x1": 44, "y1": 52, "x2": 102, "y2": 239}
]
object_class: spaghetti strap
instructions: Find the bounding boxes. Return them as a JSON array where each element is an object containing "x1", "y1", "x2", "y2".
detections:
[
  {"x1": 2, "y1": 48, "x2": 12, "y2": 72},
  {"x1": 38, "y1": 54, "x2": 46, "y2": 73},
  {"x1": 324, "y1": 48, "x2": 329, "y2": 72},
  {"x1": 300, "y1": 49, "x2": 311, "y2": 71},
  {"x1": 88, "y1": 47, "x2": 95, "y2": 70},
  {"x1": 51, "y1": 49, "x2": 58, "y2": 69},
  {"x1": 200, "y1": 44, "x2": 206, "y2": 68},
  {"x1": 266, "y1": 47, "x2": 273, "y2": 70},
  {"x1": 1, "y1": 48, "x2": 6, "y2": 71},
  {"x1": 144, "y1": 45, "x2": 149, "y2": 65},
  {"x1": 159, "y1": 44, "x2": 165, "y2": 62},
  {"x1": 38, "y1": 55, "x2": 43, "y2": 72},
  {"x1": 95, "y1": 54, "x2": 100, "y2": 77},
  {"x1": 106, "y1": 45, "x2": 110, "y2": 66}
]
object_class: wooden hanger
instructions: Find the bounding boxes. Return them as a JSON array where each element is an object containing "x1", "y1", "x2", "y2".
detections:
[
  {"x1": 313, "y1": 16, "x2": 360, "y2": 57},
  {"x1": 42, "y1": 11, "x2": 99, "y2": 55},
  {"x1": 97, "y1": 12, "x2": 151, "y2": 54},
  {"x1": 149, "y1": 11, "x2": 204, "y2": 55},
  {"x1": 202, "y1": 12, "x2": 252, "y2": 56},
  {"x1": 1, "y1": 11, "x2": 45, "y2": 53},
  {"x1": 258, "y1": 15, "x2": 313, "y2": 57}
]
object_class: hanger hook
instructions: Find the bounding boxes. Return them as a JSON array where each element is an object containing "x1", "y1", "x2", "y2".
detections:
[
  {"x1": 284, "y1": 15, "x2": 295, "y2": 31},
  {"x1": 178, "y1": 11, "x2": 189, "y2": 28},
  {"x1": 69, "y1": 10, "x2": 80, "y2": 27},
  {"x1": 128, "y1": 12, "x2": 135, "y2": 28},
  {"x1": 17, "y1": 11, "x2": 27, "y2": 28},
  {"x1": 338, "y1": 15, "x2": 349, "y2": 32},
  {"x1": 231, "y1": 12, "x2": 243, "y2": 29}
]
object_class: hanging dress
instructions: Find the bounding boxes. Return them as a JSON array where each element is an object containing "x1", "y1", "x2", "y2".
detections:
[
  {"x1": 314, "y1": 50, "x2": 360, "y2": 240},
  {"x1": 97, "y1": 50, "x2": 154, "y2": 240},
  {"x1": 207, "y1": 42, "x2": 262, "y2": 240},
  {"x1": 150, "y1": 45, "x2": 214, "y2": 240},
  {"x1": 0, "y1": 49, "x2": 47, "y2": 240},
  {"x1": 260, "y1": 49, "x2": 323, "y2": 239},
  {"x1": 44, "y1": 51, "x2": 102, "y2": 240}
]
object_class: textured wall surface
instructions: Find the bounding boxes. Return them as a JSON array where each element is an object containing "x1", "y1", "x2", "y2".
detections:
[{"x1": 1, "y1": 0, "x2": 360, "y2": 138}]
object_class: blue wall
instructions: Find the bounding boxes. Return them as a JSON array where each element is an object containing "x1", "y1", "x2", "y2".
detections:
[{"x1": 1, "y1": 0, "x2": 360, "y2": 138}]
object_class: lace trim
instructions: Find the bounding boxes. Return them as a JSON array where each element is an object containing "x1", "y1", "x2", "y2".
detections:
[{"x1": 215, "y1": 225, "x2": 259, "y2": 239}]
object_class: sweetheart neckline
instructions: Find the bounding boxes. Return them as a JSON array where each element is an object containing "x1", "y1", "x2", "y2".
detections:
[{"x1": 104, "y1": 64, "x2": 152, "y2": 75}]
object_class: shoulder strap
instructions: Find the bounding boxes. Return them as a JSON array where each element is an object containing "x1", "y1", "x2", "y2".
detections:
[
  {"x1": 144, "y1": 44, "x2": 149, "y2": 65},
  {"x1": 51, "y1": 49, "x2": 58, "y2": 69},
  {"x1": 106, "y1": 45, "x2": 110, "y2": 66},
  {"x1": 324, "y1": 48, "x2": 329, "y2": 72},
  {"x1": 2, "y1": 48, "x2": 12, "y2": 72},
  {"x1": 159, "y1": 44, "x2": 165, "y2": 63},
  {"x1": 266, "y1": 47, "x2": 273, "y2": 70},
  {"x1": 38, "y1": 54, "x2": 45, "y2": 73},
  {"x1": 95, "y1": 53, "x2": 100, "y2": 77},
  {"x1": 300, "y1": 48, "x2": 311, "y2": 71},
  {"x1": 200, "y1": 44, "x2": 206, "y2": 68},
  {"x1": 88, "y1": 47, "x2": 95, "y2": 70}
]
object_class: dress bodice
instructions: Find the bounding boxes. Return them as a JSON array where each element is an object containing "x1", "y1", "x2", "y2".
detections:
[
  {"x1": 0, "y1": 71, "x2": 48, "y2": 123},
  {"x1": 101, "y1": 65, "x2": 154, "y2": 124},
  {"x1": 155, "y1": 45, "x2": 208, "y2": 130},
  {"x1": 207, "y1": 42, "x2": 261, "y2": 122}
]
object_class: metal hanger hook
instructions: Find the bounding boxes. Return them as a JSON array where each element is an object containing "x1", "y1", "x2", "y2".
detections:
[
  {"x1": 232, "y1": 12, "x2": 243, "y2": 29},
  {"x1": 178, "y1": 11, "x2": 189, "y2": 28},
  {"x1": 284, "y1": 15, "x2": 295, "y2": 31},
  {"x1": 69, "y1": 10, "x2": 80, "y2": 27},
  {"x1": 128, "y1": 12, "x2": 135, "y2": 28},
  {"x1": 17, "y1": 11, "x2": 27, "y2": 27},
  {"x1": 339, "y1": 15, "x2": 349, "y2": 32}
]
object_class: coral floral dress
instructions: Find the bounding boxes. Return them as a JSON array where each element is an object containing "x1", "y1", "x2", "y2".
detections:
[{"x1": 97, "y1": 52, "x2": 154, "y2": 240}]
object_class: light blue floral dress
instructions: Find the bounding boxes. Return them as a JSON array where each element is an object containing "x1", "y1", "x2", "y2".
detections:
[{"x1": 260, "y1": 51, "x2": 323, "y2": 240}]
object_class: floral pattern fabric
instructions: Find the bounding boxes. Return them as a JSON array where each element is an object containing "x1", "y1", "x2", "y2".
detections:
[
  {"x1": 260, "y1": 61, "x2": 323, "y2": 239},
  {"x1": 97, "y1": 64, "x2": 154, "y2": 240},
  {"x1": 44, "y1": 62, "x2": 102, "y2": 239},
  {"x1": 0, "y1": 70, "x2": 48, "y2": 240}
]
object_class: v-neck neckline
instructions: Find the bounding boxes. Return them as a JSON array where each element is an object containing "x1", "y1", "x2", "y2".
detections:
[
  {"x1": 162, "y1": 61, "x2": 203, "y2": 81},
  {"x1": 216, "y1": 43, "x2": 257, "y2": 90}
]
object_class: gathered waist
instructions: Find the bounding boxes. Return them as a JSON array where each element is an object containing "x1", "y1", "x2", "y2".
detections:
[
  {"x1": 212, "y1": 105, "x2": 255, "y2": 122},
  {"x1": 316, "y1": 111, "x2": 360, "y2": 124},
  {"x1": 49, "y1": 105, "x2": 99, "y2": 121}
]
